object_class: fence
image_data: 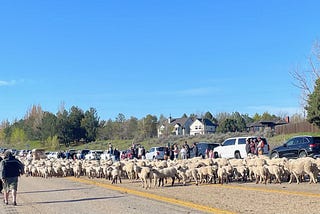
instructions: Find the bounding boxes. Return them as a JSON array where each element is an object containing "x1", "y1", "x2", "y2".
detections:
[{"x1": 275, "y1": 121, "x2": 320, "y2": 135}]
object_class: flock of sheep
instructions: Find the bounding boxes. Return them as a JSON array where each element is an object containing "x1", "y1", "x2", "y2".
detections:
[{"x1": 19, "y1": 154, "x2": 320, "y2": 189}]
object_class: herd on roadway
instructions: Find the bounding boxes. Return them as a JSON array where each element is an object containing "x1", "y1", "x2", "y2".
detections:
[{"x1": 17, "y1": 151, "x2": 320, "y2": 188}]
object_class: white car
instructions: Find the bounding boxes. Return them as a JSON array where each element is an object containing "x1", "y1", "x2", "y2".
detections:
[
  {"x1": 100, "y1": 151, "x2": 115, "y2": 162},
  {"x1": 213, "y1": 136, "x2": 269, "y2": 159},
  {"x1": 145, "y1": 147, "x2": 165, "y2": 160},
  {"x1": 46, "y1": 151, "x2": 59, "y2": 159},
  {"x1": 85, "y1": 150, "x2": 104, "y2": 160}
]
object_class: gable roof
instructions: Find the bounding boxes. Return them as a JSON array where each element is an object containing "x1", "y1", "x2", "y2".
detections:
[
  {"x1": 195, "y1": 118, "x2": 217, "y2": 126},
  {"x1": 170, "y1": 117, "x2": 189, "y2": 127}
]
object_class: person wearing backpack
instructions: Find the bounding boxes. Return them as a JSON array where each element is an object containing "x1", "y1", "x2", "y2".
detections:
[{"x1": 0, "y1": 150, "x2": 24, "y2": 206}]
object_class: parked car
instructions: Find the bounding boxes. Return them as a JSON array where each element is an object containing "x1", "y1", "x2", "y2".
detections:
[
  {"x1": 270, "y1": 135, "x2": 320, "y2": 159},
  {"x1": 100, "y1": 150, "x2": 115, "y2": 161},
  {"x1": 46, "y1": 151, "x2": 59, "y2": 159},
  {"x1": 190, "y1": 142, "x2": 220, "y2": 158},
  {"x1": 85, "y1": 150, "x2": 104, "y2": 160},
  {"x1": 76, "y1": 149, "x2": 90, "y2": 159},
  {"x1": 145, "y1": 146, "x2": 166, "y2": 160},
  {"x1": 213, "y1": 136, "x2": 269, "y2": 159}
]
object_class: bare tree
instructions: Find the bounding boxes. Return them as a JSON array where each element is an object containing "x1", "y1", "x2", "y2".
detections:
[{"x1": 291, "y1": 40, "x2": 320, "y2": 108}]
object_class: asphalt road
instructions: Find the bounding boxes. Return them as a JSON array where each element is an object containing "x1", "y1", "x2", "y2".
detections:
[{"x1": 0, "y1": 176, "x2": 210, "y2": 214}]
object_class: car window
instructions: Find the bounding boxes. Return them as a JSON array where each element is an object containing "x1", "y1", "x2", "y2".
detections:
[
  {"x1": 286, "y1": 138, "x2": 295, "y2": 146},
  {"x1": 158, "y1": 147, "x2": 165, "y2": 151},
  {"x1": 238, "y1": 138, "x2": 246, "y2": 145},
  {"x1": 150, "y1": 148, "x2": 155, "y2": 152},
  {"x1": 223, "y1": 139, "x2": 236, "y2": 146}
]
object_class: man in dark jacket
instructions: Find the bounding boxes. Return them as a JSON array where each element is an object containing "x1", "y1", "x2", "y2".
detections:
[{"x1": 0, "y1": 150, "x2": 24, "y2": 206}]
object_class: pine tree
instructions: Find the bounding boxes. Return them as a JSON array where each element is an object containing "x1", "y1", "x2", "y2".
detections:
[{"x1": 306, "y1": 78, "x2": 320, "y2": 127}]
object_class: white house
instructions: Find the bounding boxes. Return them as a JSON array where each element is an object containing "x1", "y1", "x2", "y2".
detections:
[
  {"x1": 158, "y1": 116, "x2": 193, "y2": 137},
  {"x1": 190, "y1": 118, "x2": 217, "y2": 136}
]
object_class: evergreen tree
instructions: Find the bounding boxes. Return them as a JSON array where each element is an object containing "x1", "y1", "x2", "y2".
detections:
[{"x1": 306, "y1": 78, "x2": 320, "y2": 127}]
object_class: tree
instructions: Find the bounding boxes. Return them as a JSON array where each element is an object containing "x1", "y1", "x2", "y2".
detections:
[
  {"x1": 141, "y1": 114, "x2": 158, "y2": 138},
  {"x1": 97, "y1": 119, "x2": 114, "y2": 140},
  {"x1": 204, "y1": 111, "x2": 218, "y2": 124},
  {"x1": 232, "y1": 112, "x2": 247, "y2": 132},
  {"x1": 252, "y1": 113, "x2": 261, "y2": 122},
  {"x1": 10, "y1": 127, "x2": 26, "y2": 145},
  {"x1": 81, "y1": 108, "x2": 99, "y2": 142},
  {"x1": 114, "y1": 113, "x2": 126, "y2": 139},
  {"x1": 217, "y1": 118, "x2": 237, "y2": 133},
  {"x1": 56, "y1": 110, "x2": 72, "y2": 146},
  {"x1": 306, "y1": 78, "x2": 320, "y2": 127},
  {"x1": 126, "y1": 116, "x2": 139, "y2": 139},
  {"x1": 21, "y1": 104, "x2": 44, "y2": 140},
  {"x1": 40, "y1": 112, "x2": 57, "y2": 141},
  {"x1": 69, "y1": 106, "x2": 85, "y2": 142},
  {"x1": 291, "y1": 40, "x2": 320, "y2": 110}
]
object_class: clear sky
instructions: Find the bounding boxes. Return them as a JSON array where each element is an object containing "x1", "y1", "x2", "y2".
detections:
[{"x1": 0, "y1": 1, "x2": 319, "y2": 122}]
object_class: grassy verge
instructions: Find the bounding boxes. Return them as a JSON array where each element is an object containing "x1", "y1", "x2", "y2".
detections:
[{"x1": 4, "y1": 132, "x2": 320, "y2": 152}]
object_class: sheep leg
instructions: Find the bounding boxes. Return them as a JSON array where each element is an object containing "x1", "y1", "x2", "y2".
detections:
[{"x1": 171, "y1": 177, "x2": 175, "y2": 186}]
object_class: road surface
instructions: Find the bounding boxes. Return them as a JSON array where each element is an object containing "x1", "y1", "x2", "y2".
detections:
[{"x1": 0, "y1": 176, "x2": 211, "y2": 214}]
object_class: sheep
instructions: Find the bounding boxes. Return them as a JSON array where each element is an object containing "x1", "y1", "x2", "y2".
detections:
[
  {"x1": 233, "y1": 165, "x2": 249, "y2": 182},
  {"x1": 252, "y1": 165, "x2": 269, "y2": 184},
  {"x1": 73, "y1": 161, "x2": 83, "y2": 178},
  {"x1": 109, "y1": 166, "x2": 122, "y2": 184},
  {"x1": 265, "y1": 164, "x2": 282, "y2": 184},
  {"x1": 185, "y1": 167, "x2": 199, "y2": 185},
  {"x1": 285, "y1": 158, "x2": 318, "y2": 184},
  {"x1": 122, "y1": 161, "x2": 136, "y2": 180},
  {"x1": 217, "y1": 166, "x2": 228, "y2": 184},
  {"x1": 197, "y1": 165, "x2": 218, "y2": 184},
  {"x1": 151, "y1": 167, "x2": 179, "y2": 187},
  {"x1": 134, "y1": 165, "x2": 152, "y2": 189}
]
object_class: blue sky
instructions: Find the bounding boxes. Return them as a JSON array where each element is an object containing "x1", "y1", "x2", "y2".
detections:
[{"x1": 0, "y1": 1, "x2": 319, "y2": 122}]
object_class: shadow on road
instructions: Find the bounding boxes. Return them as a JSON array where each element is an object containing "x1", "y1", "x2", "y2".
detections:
[
  {"x1": 35, "y1": 195, "x2": 125, "y2": 204},
  {"x1": 20, "y1": 187, "x2": 90, "y2": 194}
]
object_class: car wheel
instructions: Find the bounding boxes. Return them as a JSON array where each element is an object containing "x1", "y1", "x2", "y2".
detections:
[
  {"x1": 270, "y1": 152, "x2": 279, "y2": 159},
  {"x1": 235, "y1": 152, "x2": 241, "y2": 159},
  {"x1": 299, "y1": 151, "x2": 307, "y2": 158},
  {"x1": 213, "y1": 152, "x2": 219, "y2": 158}
]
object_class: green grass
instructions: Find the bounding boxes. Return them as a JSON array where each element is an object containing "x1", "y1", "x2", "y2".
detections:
[
  {"x1": 267, "y1": 132, "x2": 320, "y2": 148},
  {"x1": 4, "y1": 132, "x2": 320, "y2": 152}
]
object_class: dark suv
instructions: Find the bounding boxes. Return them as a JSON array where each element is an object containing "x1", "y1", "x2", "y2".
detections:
[
  {"x1": 190, "y1": 142, "x2": 220, "y2": 158},
  {"x1": 270, "y1": 136, "x2": 320, "y2": 159}
]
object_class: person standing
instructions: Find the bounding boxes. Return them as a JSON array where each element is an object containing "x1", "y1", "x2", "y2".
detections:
[
  {"x1": 184, "y1": 141, "x2": 190, "y2": 159},
  {"x1": 180, "y1": 145, "x2": 187, "y2": 159},
  {"x1": 0, "y1": 150, "x2": 24, "y2": 206},
  {"x1": 173, "y1": 144, "x2": 179, "y2": 160},
  {"x1": 257, "y1": 137, "x2": 265, "y2": 155},
  {"x1": 192, "y1": 142, "x2": 198, "y2": 158}
]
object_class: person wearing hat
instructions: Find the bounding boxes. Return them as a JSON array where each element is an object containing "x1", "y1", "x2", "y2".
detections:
[{"x1": 0, "y1": 150, "x2": 24, "y2": 206}]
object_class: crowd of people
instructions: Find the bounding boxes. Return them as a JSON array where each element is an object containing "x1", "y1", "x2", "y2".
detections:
[{"x1": 245, "y1": 137, "x2": 266, "y2": 156}]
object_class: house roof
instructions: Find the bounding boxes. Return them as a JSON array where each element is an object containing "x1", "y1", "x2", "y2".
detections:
[
  {"x1": 170, "y1": 117, "x2": 189, "y2": 127},
  {"x1": 195, "y1": 118, "x2": 217, "y2": 126},
  {"x1": 248, "y1": 119, "x2": 288, "y2": 127}
]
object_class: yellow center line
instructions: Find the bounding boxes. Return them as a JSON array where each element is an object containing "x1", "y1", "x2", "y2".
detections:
[{"x1": 67, "y1": 177, "x2": 235, "y2": 214}]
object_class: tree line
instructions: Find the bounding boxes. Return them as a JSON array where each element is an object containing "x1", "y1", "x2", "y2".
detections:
[{"x1": 0, "y1": 104, "x2": 286, "y2": 149}]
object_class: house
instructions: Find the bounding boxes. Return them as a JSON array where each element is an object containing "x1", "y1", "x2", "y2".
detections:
[
  {"x1": 190, "y1": 118, "x2": 218, "y2": 136},
  {"x1": 157, "y1": 116, "x2": 193, "y2": 137},
  {"x1": 247, "y1": 118, "x2": 288, "y2": 132}
]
